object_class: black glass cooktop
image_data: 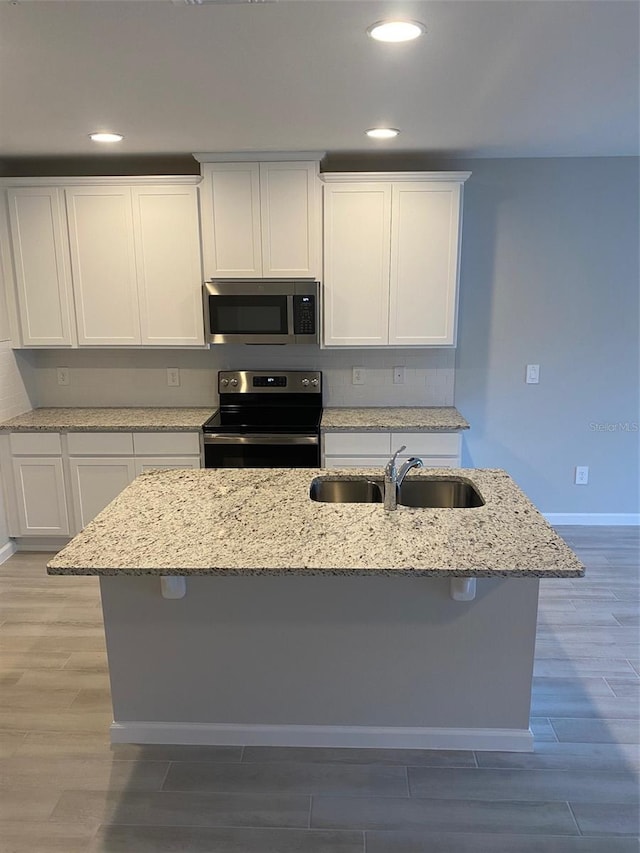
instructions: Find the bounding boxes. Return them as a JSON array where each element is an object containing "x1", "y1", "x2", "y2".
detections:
[{"x1": 203, "y1": 405, "x2": 322, "y2": 434}]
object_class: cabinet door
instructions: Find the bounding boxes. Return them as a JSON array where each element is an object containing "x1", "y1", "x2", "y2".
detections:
[
  {"x1": 6, "y1": 188, "x2": 75, "y2": 346},
  {"x1": 68, "y1": 457, "x2": 136, "y2": 530},
  {"x1": 389, "y1": 183, "x2": 462, "y2": 346},
  {"x1": 12, "y1": 457, "x2": 69, "y2": 535},
  {"x1": 132, "y1": 186, "x2": 204, "y2": 346},
  {"x1": 323, "y1": 183, "x2": 392, "y2": 346},
  {"x1": 200, "y1": 163, "x2": 262, "y2": 278},
  {"x1": 259, "y1": 162, "x2": 319, "y2": 278},
  {"x1": 66, "y1": 187, "x2": 141, "y2": 345}
]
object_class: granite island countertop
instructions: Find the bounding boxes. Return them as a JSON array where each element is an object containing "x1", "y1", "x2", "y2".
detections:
[
  {"x1": 321, "y1": 407, "x2": 469, "y2": 432},
  {"x1": 0, "y1": 407, "x2": 215, "y2": 432},
  {"x1": 48, "y1": 467, "x2": 584, "y2": 579}
]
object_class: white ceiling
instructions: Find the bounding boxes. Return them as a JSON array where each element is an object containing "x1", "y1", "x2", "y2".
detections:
[{"x1": 0, "y1": 0, "x2": 638, "y2": 160}]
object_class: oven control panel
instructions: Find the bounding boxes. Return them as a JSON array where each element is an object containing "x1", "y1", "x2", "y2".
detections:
[{"x1": 218, "y1": 370, "x2": 322, "y2": 394}]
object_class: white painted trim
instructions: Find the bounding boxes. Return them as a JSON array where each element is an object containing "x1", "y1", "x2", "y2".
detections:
[
  {"x1": 0, "y1": 539, "x2": 17, "y2": 564},
  {"x1": 0, "y1": 176, "x2": 202, "y2": 187},
  {"x1": 110, "y1": 721, "x2": 534, "y2": 752},
  {"x1": 545, "y1": 513, "x2": 640, "y2": 526},
  {"x1": 321, "y1": 171, "x2": 472, "y2": 184},
  {"x1": 194, "y1": 151, "x2": 325, "y2": 163},
  {"x1": 14, "y1": 536, "x2": 71, "y2": 552}
]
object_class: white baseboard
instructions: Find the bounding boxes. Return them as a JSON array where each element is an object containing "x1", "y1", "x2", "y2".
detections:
[
  {"x1": 110, "y1": 721, "x2": 534, "y2": 753},
  {"x1": 0, "y1": 539, "x2": 17, "y2": 565},
  {"x1": 545, "y1": 513, "x2": 640, "y2": 526},
  {"x1": 14, "y1": 536, "x2": 71, "y2": 552}
]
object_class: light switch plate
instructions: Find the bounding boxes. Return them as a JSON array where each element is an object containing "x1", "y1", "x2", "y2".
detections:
[{"x1": 526, "y1": 364, "x2": 540, "y2": 384}]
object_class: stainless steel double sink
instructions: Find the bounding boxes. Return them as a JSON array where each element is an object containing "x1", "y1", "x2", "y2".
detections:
[{"x1": 309, "y1": 476, "x2": 485, "y2": 508}]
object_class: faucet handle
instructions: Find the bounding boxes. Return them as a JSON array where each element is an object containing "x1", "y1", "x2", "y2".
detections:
[{"x1": 386, "y1": 445, "x2": 406, "y2": 476}]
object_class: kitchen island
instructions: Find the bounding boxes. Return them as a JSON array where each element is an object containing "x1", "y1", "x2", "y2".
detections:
[{"x1": 48, "y1": 467, "x2": 583, "y2": 752}]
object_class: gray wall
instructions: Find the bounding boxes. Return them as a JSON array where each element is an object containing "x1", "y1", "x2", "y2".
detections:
[{"x1": 454, "y1": 157, "x2": 639, "y2": 515}]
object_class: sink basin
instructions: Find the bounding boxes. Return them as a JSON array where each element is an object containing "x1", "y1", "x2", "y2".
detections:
[
  {"x1": 309, "y1": 476, "x2": 484, "y2": 508},
  {"x1": 398, "y1": 478, "x2": 484, "y2": 508},
  {"x1": 310, "y1": 477, "x2": 383, "y2": 503}
]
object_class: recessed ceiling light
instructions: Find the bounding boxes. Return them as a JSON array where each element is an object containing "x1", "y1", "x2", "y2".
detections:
[
  {"x1": 89, "y1": 132, "x2": 124, "y2": 143},
  {"x1": 366, "y1": 128, "x2": 400, "y2": 139},
  {"x1": 367, "y1": 20, "x2": 425, "y2": 43}
]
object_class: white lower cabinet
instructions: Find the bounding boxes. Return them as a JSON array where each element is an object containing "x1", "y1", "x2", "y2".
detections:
[
  {"x1": 11, "y1": 457, "x2": 69, "y2": 535},
  {"x1": 1, "y1": 430, "x2": 202, "y2": 539},
  {"x1": 323, "y1": 431, "x2": 461, "y2": 469},
  {"x1": 4, "y1": 432, "x2": 70, "y2": 536},
  {"x1": 67, "y1": 431, "x2": 201, "y2": 532},
  {"x1": 68, "y1": 457, "x2": 137, "y2": 530}
]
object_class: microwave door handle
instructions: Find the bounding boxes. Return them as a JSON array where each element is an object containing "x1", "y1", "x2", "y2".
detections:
[{"x1": 287, "y1": 294, "x2": 295, "y2": 337}]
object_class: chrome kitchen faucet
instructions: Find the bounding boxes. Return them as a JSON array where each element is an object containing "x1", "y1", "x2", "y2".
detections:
[{"x1": 384, "y1": 445, "x2": 424, "y2": 511}]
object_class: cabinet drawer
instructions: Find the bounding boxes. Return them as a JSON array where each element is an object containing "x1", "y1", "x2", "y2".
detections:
[
  {"x1": 135, "y1": 456, "x2": 201, "y2": 475},
  {"x1": 67, "y1": 432, "x2": 134, "y2": 456},
  {"x1": 323, "y1": 456, "x2": 386, "y2": 469},
  {"x1": 133, "y1": 432, "x2": 201, "y2": 456},
  {"x1": 401, "y1": 455, "x2": 458, "y2": 469},
  {"x1": 10, "y1": 432, "x2": 62, "y2": 455},
  {"x1": 323, "y1": 432, "x2": 390, "y2": 457},
  {"x1": 392, "y1": 432, "x2": 461, "y2": 457}
]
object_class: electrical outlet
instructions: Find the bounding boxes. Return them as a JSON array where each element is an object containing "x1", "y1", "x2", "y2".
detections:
[
  {"x1": 393, "y1": 366, "x2": 405, "y2": 385},
  {"x1": 167, "y1": 368, "x2": 180, "y2": 387},
  {"x1": 56, "y1": 367, "x2": 70, "y2": 386},
  {"x1": 526, "y1": 364, "x2": 540, "y2": 384},
  {"x1": 575, "y1": 466, "x2": 589, "y2": 485},
  {"x1": 352, "y1": 367, "x2": 365, "y2": 385}
]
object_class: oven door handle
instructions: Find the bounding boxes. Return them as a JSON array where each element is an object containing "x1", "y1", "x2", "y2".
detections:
[{"x1": 204, "y1": 433, "x2": 319, "y2": 446}]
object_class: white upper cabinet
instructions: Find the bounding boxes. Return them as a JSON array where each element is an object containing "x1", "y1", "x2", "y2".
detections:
[
  {"x1": 259, "y1": 162, "x2": 320, "y2": 278},
  {"x1": 1, "y1": 177, "x2": 204, "y2": 348},
  {"x1": 322, "y1": 172, "x2": 470, "y2": 348},
  {"x1": 201, "y1": 163, "x2": 262, "y2": 277},
  {"x1": 132, "y1": 186, "x2": 204, "y2": 346},
  {"x1": 66, "y1": 186, "x2": 140, "y2": 345},
  {"x1": 389, "y1": 183, "x2": 462, "y2": 346},
  {"x1": 323, "y1": 183, "x2": 392, "y2": 346},
  {"x1": 6, "y1": 188, "x2": 75, "y2": 346},
  {"x1": 200, "y1": 161, "x2": 321, "y2": 279}
]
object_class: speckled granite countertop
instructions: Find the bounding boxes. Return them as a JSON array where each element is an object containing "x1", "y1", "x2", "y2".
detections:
[
  {"x1": 321, "y1": 407, "x2": 469, "y2": 432},
  {"x1": 0, "y1": 407, "x2": 215, "y2": 432},
  {"x1": 48, "y1": 467, "x2": 584, "y2": 579}
]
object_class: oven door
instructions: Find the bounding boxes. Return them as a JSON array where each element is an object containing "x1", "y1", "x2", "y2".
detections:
[{"x1": 204, "y1": 434, "x2": 320, "y2": 468}]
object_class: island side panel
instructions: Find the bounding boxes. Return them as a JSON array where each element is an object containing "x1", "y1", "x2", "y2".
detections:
[{"x1": 99, "y1": 574, "x2": 540, "y2": 750}]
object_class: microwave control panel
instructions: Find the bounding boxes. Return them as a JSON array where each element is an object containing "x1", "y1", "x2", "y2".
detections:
[{"x1": 293, "y1": 295, "x2": 316, "y2": 335}]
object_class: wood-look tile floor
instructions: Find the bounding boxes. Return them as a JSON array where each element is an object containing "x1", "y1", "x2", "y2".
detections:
[{"x1": 0, "y1": 526, "x2": 638, "y2": 852}]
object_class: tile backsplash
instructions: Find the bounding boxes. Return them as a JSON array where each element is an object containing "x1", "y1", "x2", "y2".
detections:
[{"x1": 23, "y1": 347, "x2": 455, "y2": 409}]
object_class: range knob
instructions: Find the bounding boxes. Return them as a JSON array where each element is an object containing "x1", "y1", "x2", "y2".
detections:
[
  {"x1": 301, "y1": 378, "x2": 310, "y2": 387},
  {"x1": 310, "y1": 378, "x2": 319, "y2": 387},
  {"x1": 220, "y1": 378, "x2": 229, "y2": 387},
  {"x1": 230, "y1": 378, "x2": 238, "y2": 387}
]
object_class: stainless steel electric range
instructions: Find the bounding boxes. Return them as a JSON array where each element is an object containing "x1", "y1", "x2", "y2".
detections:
[{"x1": 202, "y1": 370, "x2": 322, "y2": 468}]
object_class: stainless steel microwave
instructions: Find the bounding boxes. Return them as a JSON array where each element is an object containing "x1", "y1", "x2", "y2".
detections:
[{"x1": 203, "y1": 279, "x2": 320, "y2": 345}]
